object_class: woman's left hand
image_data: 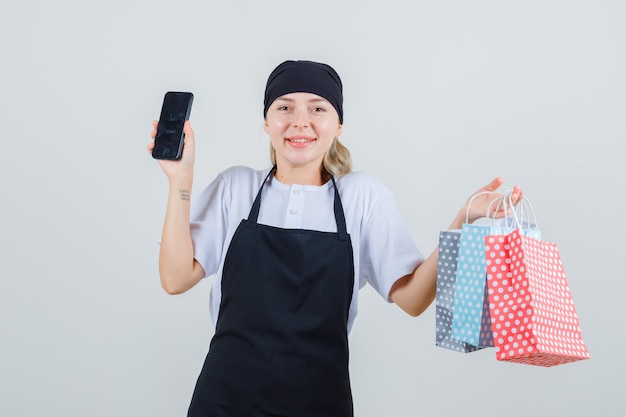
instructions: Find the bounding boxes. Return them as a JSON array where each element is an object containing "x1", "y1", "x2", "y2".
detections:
[{"x1": 456, "y1": 177, "x2": 524, "y2": 226}]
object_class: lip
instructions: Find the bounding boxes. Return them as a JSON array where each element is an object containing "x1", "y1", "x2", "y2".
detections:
[{"x1": 285, "y1": 135, "x2": 316, "y2": 148}]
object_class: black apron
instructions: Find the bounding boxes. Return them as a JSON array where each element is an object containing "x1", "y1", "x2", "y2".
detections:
[{"x1": 188, "y1": 168, "x2": 355, "y2": 417}]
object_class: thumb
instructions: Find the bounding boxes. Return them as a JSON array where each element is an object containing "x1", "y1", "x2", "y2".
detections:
[{"x1": 480, "y1": 176, "x2": 504, "y2": 193}]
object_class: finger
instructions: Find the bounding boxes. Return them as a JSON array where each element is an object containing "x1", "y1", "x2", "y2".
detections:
[
  {"x1": 468, "y1": 177, "x2": 504, "y2": 205},
  {"x1": 183, "y1": 120, "x2": 194, "y2": 138},
  {"x1": 509, "y1": 185, "x2": 523, "y2": 205},
  {"x1": 183, "y1": 120, "x2": 195, "y2": 146},
  {"x1": 151, "y1": 120, "x2": 158, "y2": 139},
  {"x1": 481, "y1": 177, "x2": 504, "y2": 193}
]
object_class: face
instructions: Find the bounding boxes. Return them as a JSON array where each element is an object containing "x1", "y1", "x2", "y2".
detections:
[{"x1": 264, "y1": 92, "x2": 342, "y2": 174}]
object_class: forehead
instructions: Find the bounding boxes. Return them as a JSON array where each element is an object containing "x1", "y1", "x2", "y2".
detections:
[{"x1": 273, "y1": 92, "x2": 330, "y2": 104}]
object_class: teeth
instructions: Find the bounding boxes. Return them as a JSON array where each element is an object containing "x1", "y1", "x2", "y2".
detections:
[{"x1": 290, "y1": 138, "x2": 313, "y2": 143}]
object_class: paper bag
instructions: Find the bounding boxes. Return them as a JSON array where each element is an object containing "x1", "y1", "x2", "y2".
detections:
[
  {"x1": 450, "y1": 223, "x2": 495, "y2": 347},
  {"x1": 435, "y1": 230, "x2": 483, "y2": 353},
  {"x1": 451, "y1": 193, "x2": 541, "y2": 346},
  {"x1": 485, "y1": 229, "x2": 590, "y2": 366}
]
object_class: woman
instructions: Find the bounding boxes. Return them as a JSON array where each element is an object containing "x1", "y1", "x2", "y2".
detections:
[{"x1": 148, "y1": 60, "x2": 523, "y2": 417}]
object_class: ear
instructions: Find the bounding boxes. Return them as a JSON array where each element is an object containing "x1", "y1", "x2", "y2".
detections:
[
  {"x1": 263, "y1": 119, "x2": 269, "y2": 135},
  {"x1": 335, "y1": 123, "x2": 343, "y2": 138}
]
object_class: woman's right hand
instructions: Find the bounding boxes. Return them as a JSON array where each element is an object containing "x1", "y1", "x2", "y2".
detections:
[{"x1": 148, "y1": 120, "x2": 196, "y2": 180}]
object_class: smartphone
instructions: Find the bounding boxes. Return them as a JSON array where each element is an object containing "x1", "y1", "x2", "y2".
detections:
[{"x1": 152, "y1": 91, "x2": 194, "y2": 160}]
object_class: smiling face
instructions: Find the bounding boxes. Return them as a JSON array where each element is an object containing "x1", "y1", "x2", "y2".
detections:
[{"x1": 264, "y1": 92, "x2": 342, "y2": 183}]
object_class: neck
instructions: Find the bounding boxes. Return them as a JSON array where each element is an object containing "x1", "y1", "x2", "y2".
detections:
[{"x1": 274, "y1": 165, "x2": 330, "y2": 186}]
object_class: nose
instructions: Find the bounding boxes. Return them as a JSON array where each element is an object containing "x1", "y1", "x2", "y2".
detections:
[{"x1": 292, "y1": 108, "x2": 310, "y2": 128}]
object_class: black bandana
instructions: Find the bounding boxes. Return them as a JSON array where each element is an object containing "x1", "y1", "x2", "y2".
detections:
[{"x1": 263, "y1": 60, "x2": 343, "y2": 123}]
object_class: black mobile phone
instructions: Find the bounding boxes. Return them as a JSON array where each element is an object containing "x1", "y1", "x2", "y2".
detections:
[{"x1": 152, "y1": 91, "x2": 194, "y2": 160}]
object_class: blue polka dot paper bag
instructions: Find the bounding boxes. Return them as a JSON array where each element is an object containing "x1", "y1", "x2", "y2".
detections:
[{"x1": 450, "y1": 223, "x2": 498, "y2": 348}]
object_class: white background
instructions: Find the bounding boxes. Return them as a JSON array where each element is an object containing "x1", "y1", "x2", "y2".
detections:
[{"x1": 1, "y1": 0, "x2": 623, "y2": 415}]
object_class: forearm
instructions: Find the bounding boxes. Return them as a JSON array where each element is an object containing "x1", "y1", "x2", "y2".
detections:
[
  {"x1": 159, "y1": 175, "x2": 203, "y2": 294},
  {"x1": 389, "y1": 249, "x2": 438, "y2": 317}
]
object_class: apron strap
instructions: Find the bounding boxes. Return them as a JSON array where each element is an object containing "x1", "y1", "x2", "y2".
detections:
[
  {"x1": 330, "y1": 176, "x2": 349, "y2": 241},
  {"x1": 247, "y1": 166, "x2": 349, "y2": 241},
  {"x1": 247, "y1": 166, "x2": 276, "y2": 226}
]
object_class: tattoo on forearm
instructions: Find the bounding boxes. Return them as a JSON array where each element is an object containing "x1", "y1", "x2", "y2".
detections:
[{"x1": 179, "y1": 189, "x2": 190, "y2": 201}]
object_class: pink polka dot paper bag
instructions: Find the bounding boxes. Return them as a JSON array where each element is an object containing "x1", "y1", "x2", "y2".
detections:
[{"x1": 485, "y1": 229, "x2": 590, "y2": 366}]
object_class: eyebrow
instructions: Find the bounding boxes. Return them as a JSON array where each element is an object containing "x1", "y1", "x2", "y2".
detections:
[{"x1": 274, "y1": 97, "x2": 329, "y2": 104}]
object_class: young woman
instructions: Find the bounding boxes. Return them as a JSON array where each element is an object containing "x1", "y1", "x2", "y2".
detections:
[{"x1": 148, "y1": 60, "x2": 523, "y2": 417}]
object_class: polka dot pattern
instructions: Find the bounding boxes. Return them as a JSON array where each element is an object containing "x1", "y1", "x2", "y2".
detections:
[
  {"x1": 435, "y1": 231, "x2": 483, "y2": 352},
  {"x1": 451, "y1": 224, "x2": 494, "y2": 347},
  {"x1": 484, "y1": 229, "x2": 590, "y2": 367}
]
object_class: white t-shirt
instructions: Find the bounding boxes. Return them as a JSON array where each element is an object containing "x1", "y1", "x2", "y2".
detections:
[{"x1": 190, "y1": 166, "x2": 424, "y2": 333}]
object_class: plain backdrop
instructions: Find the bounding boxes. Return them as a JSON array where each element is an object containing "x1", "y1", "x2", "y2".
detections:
[{"x1": 1, "y1": 0, "x2": 624, "y2": 416}]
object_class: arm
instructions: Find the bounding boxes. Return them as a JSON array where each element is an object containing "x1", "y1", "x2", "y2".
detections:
[
  {"x1": 389, "y1": 178, "x2": 523, "y2": 316},
  {"x1": 148, "y1": 121, "x2": 205, "y2": 294}
]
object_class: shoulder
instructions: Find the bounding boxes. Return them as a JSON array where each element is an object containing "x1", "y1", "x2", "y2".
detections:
[
  {"x1": 193, "y1": 165, "x2": 271, "y2": 206},
  {"x1": 212, "y1": 165, "x2": 273, "y2": 197},
  {"x1": 335, "y1": 171, "x2": 394, "y2": 201},
  {"x1": 217, "y1": 165, "x2": 271, "y2": 185}
]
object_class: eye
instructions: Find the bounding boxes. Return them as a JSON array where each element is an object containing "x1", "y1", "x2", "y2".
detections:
[
  {"x1": 312, "y1": 106, "x2": 326, "y2": 113},
  {"x1": 277, "y1": 105, "x2": 290, "y2": 111}
]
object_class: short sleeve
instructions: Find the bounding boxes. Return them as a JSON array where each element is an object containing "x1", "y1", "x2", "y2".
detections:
[{"x1": 357, "y1": 182, "x2": 424, "y2": 301}]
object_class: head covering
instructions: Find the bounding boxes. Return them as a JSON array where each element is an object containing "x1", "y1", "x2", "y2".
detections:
[{"x1": 263, "y1": 60, "x2": 343, "y2": 123}]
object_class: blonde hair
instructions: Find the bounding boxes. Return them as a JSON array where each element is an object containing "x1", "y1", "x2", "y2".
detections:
[{"x1": 269, "y1": 137, "x2": 352, "y2": 177}]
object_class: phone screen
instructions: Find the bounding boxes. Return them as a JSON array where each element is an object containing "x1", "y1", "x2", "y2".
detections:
[{"x1": 152, "y1": 91, "x2": 194, "y2": 160}]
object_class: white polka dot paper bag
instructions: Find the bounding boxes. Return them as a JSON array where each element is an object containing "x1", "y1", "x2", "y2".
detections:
[
  {"x1": 485, "y1": 229, "x2": 590, "y2": 366},
  {"x1": 435, "y1": 230, "x2": 484, "y2": 353}
]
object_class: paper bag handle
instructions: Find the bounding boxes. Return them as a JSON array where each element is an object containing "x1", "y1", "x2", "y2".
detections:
[
  {"x1": 481, "y1": 190, "x2": 539, "y2": 231},
  {"x1": 465, "y1": 191, "x2": 501, "y2": 223},
  {"x1": 488, "y1": 192, "x2": 516, "y2": 227},
  {"x1": 506, "y1": 192, "x2": 540, "y2": 231}
]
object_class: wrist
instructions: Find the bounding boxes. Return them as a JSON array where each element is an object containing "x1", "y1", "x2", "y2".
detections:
[
  {"x1": 168, "y1": 176, "x2": 193, "y2": 202},
  {"x1": 448, "y1": 207, "x2": 467, "y2": 230},
  {"x1": 168, "y1": 173, "x2": 193, "y2": 188}
]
